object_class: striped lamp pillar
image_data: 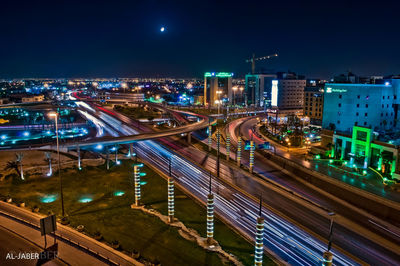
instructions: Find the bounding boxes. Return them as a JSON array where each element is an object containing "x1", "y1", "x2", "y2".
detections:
[
  {"x1": 168, "y1": 176, "x2": 175, "y2": 223},
  {"x1": 226, "y1": 133, "x2": 230, "y2": 160},
  {"x1": 208, "y1": 125, "x2": 212, "y2": 151},
  {"x1": 133, "y1": 163, "x2": 143, "y2": 206},
  {"x1": 237, "y1": 136, "x2": 242, "y2": 167},
  {"x1": 249, "y1": 140, "x2": 255, "y2": 173},
  {"x1": 206, "y1": 193, "x2": 214, "y2": 244},
  {"x1": 254, "y1": 216, "x2": 265, "y2": 266}
]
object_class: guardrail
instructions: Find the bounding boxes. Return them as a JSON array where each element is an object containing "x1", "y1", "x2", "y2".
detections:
[{"x1": 0, "y1": 208, "x2": 122, "y2": 265}]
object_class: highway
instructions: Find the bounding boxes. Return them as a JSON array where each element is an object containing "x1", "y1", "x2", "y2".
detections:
[
  {"x1": 236, "y1": 116, "x2": 400, "y2": 203},
  {"x1": 4, "y1": 100, "x2": 398, "y2": 264},
  {"x1": 84, "y1": 104, "x2": 361, "y2": 265}
]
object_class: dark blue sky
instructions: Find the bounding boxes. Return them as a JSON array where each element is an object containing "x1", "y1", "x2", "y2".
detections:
[{"x1": 1, "y1": 0, "x2": 399, "y2": 79}]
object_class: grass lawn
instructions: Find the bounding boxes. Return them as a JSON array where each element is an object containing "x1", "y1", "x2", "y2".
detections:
[{"x1": 0, "y1": 159, "x2": 274, "y2": 265}]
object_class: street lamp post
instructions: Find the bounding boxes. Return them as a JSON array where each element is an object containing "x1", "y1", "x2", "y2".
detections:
[
  {"x1": 323, "y1": 212, "x2": 335, "y2": 266},
  {"x1": 232, "y1": 86, "x2": 238, "y2": 107},
  {"x1": 216, "y1": 90, "x2": 222, "y2": 115},
  {"x1": 239, "y1": 86, "x2": 244, "y2": 106},
  {"x1": 49, "y1": 112, "x2": 65, "y2": 218}
]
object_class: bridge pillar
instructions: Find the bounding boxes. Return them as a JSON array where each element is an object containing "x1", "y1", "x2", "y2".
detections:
[
  {"x1": 129, "y1": 143, "x2": 133, "y2": 159},
  {"x1": 106, "y1": 149, "x2": 110, "y2": 170},
  {"x1": 77, "y1": 145, "x2": 81, "y2": 170},
  {"x1": 187, "y1": 132, "x2": 191, "y2": 144}
]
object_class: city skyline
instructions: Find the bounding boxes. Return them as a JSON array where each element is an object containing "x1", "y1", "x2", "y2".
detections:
[{"x1": 1, "y1": 0, "x2": 400, "y2": 79}]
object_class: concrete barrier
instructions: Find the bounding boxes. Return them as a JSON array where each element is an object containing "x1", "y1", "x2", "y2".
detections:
[{"x1": 261, "y1": 150, "x2": 400, "y2": 224}]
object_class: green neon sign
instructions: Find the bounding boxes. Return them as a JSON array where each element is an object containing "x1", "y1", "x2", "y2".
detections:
[
  {"x1": 204, "y1": 72, "x2": 233, "y2": 77},
  {"x1": 326, "y1": 87, "x2": 347, "y2": 93}
]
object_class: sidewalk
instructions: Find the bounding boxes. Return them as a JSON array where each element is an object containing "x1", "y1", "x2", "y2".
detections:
[{"x1": 0, "y1": 201, "x2": 142, "y2": 266}]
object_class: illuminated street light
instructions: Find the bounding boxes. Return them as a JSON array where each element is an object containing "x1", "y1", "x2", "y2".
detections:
[
  {"x1": 232, "y1": 86, "x2": 238, "y2": 106},
  {"x1": 121, "y1": 82, "x2": 128, "y2": 93},
  {"x1": 214, "y1": 100, "x2": 222, "y2": 115},
  {"x1": 48, "y1": 112, "x2": 65, "y2": 219}
]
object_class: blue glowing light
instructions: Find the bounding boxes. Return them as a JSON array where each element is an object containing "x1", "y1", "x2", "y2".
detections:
[
  {"x1": 23, "y1": 131, "x2": 30, "y2": 137},
  {"x1": 160, "y1": 26, "x2": 165, "y2": 32},
  {"x1": 113, "y1": 191, "x2": 125, "y2": 196},
  {"x1": 95, "y1": 144, "x2": 103, "y2": 150},
  {"x1": 40, "y1": 194, "x2": 58, "y2": 203},
  {"x1": 1, "y1": 135, "x2": 7, "y2": 140},
  {"x1": 78, "y1": 196, "x2": 93, "y2": 203}
]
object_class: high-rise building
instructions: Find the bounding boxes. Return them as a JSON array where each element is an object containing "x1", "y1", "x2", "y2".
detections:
[
  {"x1": 304, "y1": 80, "x2": 325, "y2": 125},
  {"x1": 203, "y1": 72, "x2": 233, "y2": 106},
  {"x1": 322, "y1": 79, "x2": 400, "y2": 134},
  {"x1": 245, "y1": 72, "x2": 305, "y2": 111},
  {"x1": 245, "y1": 74, "x2": 277, "y2": 107}
]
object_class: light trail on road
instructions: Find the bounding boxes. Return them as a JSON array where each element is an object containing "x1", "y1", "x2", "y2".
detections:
[{"x1": 89, "y1": 108, "x2": 358, "y2": 266}]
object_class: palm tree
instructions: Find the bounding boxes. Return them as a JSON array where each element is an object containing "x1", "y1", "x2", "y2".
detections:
[
  {"x1": 45, "y1": 152, "x2": 52, "y2": 176},
  {"x1": 16, "y1": 153, "x2": 24, "y2": 180},
  {"x1": 4, "y1": 160, "x2": 20, "y2": 177}
]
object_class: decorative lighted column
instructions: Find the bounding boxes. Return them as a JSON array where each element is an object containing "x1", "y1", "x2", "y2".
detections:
[
  {"x1": 168, "y1": 158, "x2": 175, "y2": 223},
  {"x1": 216, "y1": 129, "x2": 220, "y2": 177},
  {"x1": 226, "y1": 133, "x2": 230, "y2": 160},
  {"x1": 133, "y1": 163, "x2": 143, "y2": 206},
  {"x1": 237, "y1": 136, "x2": 242, "y2": 167},
  {"x1": 77, "y1": 144, "x2": 81, "y2": 170},
  {"x1": 206, "y1": 172, "x2": 214, "y2": 244},
  {"x1": 208, "y1": 124, "x2": 212, "y2": 151},
  {"x1": 254, "y1": 197, "x2": 264, "y2": 266},
  {"x1": 249, "y1": 140, "x2": 255, "y2": 173}
]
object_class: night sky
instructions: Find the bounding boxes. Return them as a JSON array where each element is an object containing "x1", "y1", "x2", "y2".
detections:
[{"x1": 1, "y1": 0, "x2": 399, "y2": 79}]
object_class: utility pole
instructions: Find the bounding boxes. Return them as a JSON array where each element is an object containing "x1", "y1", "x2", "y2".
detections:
[{"x1": 323, "y1": 213, "x2": 335, "y2": 266}]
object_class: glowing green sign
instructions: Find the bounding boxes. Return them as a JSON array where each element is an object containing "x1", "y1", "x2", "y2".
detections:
[
  {"x1": 326, "y1": 87, "x2": 347, "y2": 93},
  {"x1": 204, "y1": 72, "x2": 233, "y2": 77}
]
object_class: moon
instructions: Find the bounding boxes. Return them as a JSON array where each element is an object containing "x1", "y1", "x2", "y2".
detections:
[{"x1": 160, "y1": 26, "x2": 165, "y2": 32}]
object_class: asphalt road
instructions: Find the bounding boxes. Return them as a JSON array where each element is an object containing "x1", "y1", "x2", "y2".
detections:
[
  {"x1": 0, "y1": 225, "x2": 64, "y2": 266},
  {"x1": 87, "y1": 105, "x2": 363, "y2": 265}
]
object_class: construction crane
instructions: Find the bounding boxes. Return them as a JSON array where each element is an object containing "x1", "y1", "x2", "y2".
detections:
[{"x1": 246, "y1": 53, "x2": 278, "y2": 74}]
